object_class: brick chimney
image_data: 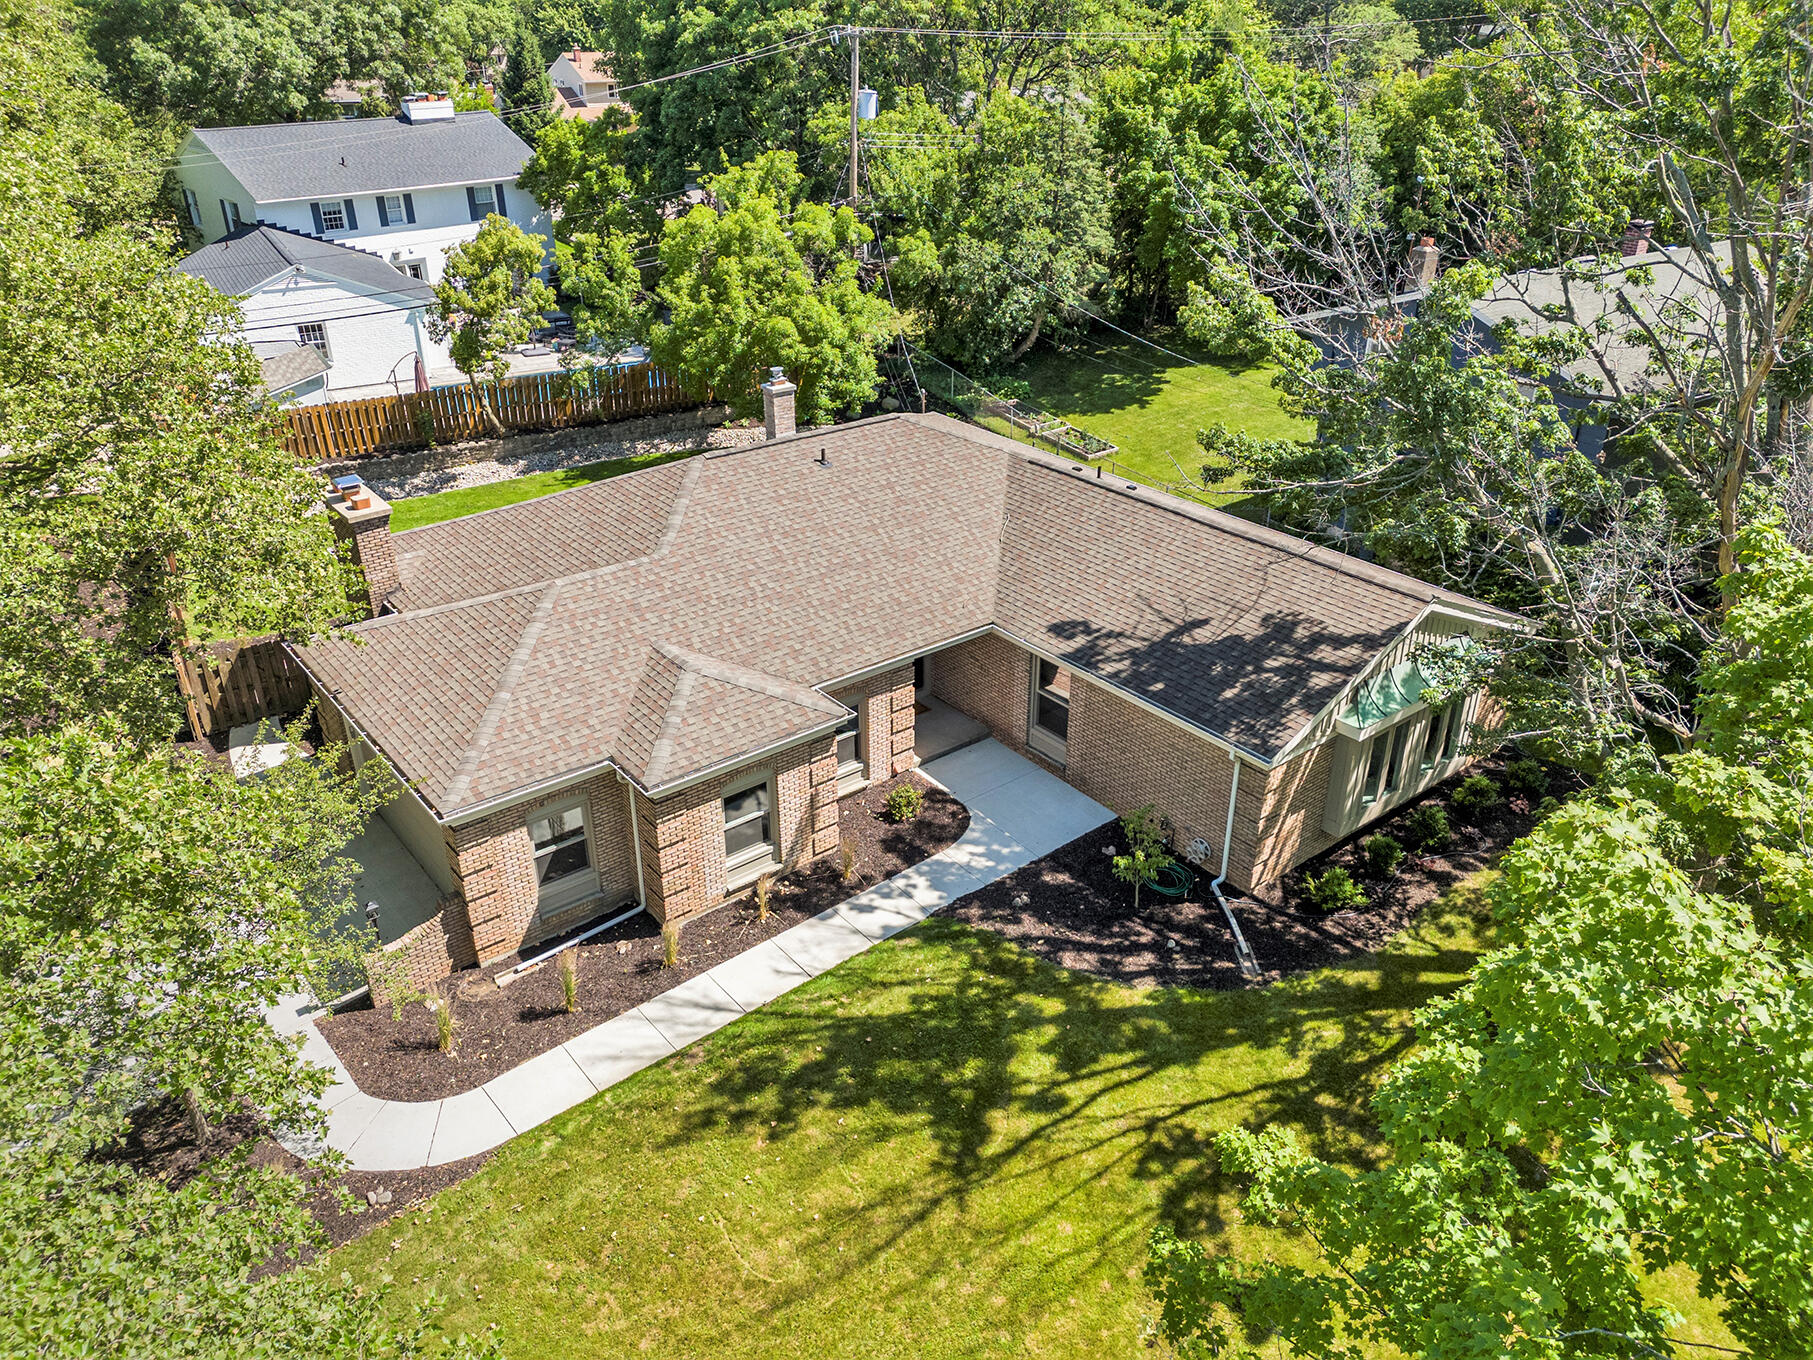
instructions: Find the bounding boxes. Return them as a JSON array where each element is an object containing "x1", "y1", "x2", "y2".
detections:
[
  {"x1": 1620, "y1": 218, "x2": 1656, "y2": 258},
  {"x1": 327, "y1": 475, "x2": 399, "y2": 616},
  {"x1": 761, "y1": 367, "x2": 797, "y2": 440},
  {"x1": 1408, "y1": 236, "x2": 1440, "y2": 289}
]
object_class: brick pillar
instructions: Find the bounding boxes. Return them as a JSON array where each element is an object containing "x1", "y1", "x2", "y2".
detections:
[
  {"x1": 444, "y1": 817, "x2": 540, "y2": 962},
  {"x1": 760, "y1": 368, "x2": 796, "y2": 439},
  {"x1": 327, "y1": 479, "x2": 400, "y2": 616},
  {"x1": 808, "y1": 750, "x2": 840, "y2": 858}
]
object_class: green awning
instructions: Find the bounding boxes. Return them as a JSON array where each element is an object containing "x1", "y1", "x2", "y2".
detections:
[{"x1": 1341, "y1": 659, "x2": 1429, "y2": 729}]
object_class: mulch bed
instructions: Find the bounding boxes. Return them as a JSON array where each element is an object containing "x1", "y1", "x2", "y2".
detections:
[
  {"x1": 319, "y1": 772, "x2": 968, "y2": 1102},
  {"x1": 947, "y1": 753, "x2": 1573, "y2": 990}
]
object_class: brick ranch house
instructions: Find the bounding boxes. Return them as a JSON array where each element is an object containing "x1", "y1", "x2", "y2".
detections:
[{"x1": 293, "y1": 381, "x2": 1520, "y2": 985}]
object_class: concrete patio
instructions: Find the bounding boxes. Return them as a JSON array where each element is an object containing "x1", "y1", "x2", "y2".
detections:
[
  {"x1": 912, "y1": 696, "x2": 990, "y2": 764},
  {"x1": 278, "y1": 740, "x2": 1112, "y2": 1172}
]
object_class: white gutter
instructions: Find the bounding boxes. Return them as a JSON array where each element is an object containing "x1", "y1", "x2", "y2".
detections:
[{"x1": 619, "y1": 770, "x2": 647, "y2": 909}]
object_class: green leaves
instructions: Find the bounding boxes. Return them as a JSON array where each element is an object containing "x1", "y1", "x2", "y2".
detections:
[
  {"x1": 649, "y1": 151, "x2": 895, "y2": 423},
  {"x1": 1149, "y1": 527, "x2": 1813, "y2": 1359}
]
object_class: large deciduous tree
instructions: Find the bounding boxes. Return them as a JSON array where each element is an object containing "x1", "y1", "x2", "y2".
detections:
[
  {"x1": 1148, "y1": 521, "x2": 1813, "y2": 1360},
  {"x1": 650, "y1": 151, "x2": 894, "y2": 424}
]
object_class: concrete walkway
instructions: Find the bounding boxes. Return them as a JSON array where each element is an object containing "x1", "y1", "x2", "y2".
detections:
[{"x1": 278, "y1": 740, "x2": 1111, "y2": 1172}]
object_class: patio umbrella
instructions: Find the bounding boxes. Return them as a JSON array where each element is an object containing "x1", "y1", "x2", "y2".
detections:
[{"x1": 413, "y1": 352, "x2": 429, "y2": 393}]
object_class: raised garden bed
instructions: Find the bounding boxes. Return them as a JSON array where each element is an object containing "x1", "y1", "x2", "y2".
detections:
[
  {"x1": 318, "y1": 772, "x2": 968, "y2": 1101},
  {"x1": 946, "y1": 753, "x2": 1571, "y2": 990}
]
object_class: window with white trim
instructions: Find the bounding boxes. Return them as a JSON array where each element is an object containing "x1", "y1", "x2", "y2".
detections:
[
  {"x1": 318, "y1": 201, "x2": 347, "y2": 231},
  {"x1": 1359, "y1": 731, "x2": 1390, "y2": 804},
  {"x1": 182, "y1": 187, "x2": 202, "y2": 229},
  {"x1": 471, "y1": 183, "x2": 496, "y2": 215},
  {"x1": 297, "y1": 323, "x2": 330, "y2": 362},
  {"x1": 1421, "y1": 708, "x2": 1450, "y2": 771},
  {"x1": 723, "y1": 778, "x2": 773, "y2": 869},
  {"x1": 1028, "y1": 657, "x2": 1070, "y2": 760},
  {"x1": 380, "y1": 194, "x2": 405, "y2": 223},
  {"x1": 1382, "y1": 723, "x2": 1409, "y2": 795},
  {"x1": 528, "y1": 801, "x2": 592, "y2": 900},
  {"x1": 1442, "y1": 699, "x2": 1465, "y2": 761}
]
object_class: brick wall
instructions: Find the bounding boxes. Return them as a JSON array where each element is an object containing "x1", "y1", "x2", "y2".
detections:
[
  {"x1": 835, "y1": 665, "x2": 917, "y2": 782},
  {"x1": 365, "y1": 894, "x2": 480, "y2": 1003},
  {"x1": 929, "y1": 634, "x2": 1039, "y2": 760},
  {"x1": 634, "y1": 733, "x2": 840, "y2": 925},
  {"x1": 444, "y1": 771, "x2": 639, "y2": 963}
]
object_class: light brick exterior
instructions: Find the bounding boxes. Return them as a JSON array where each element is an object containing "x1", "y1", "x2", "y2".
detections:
[
  {"x1": 365, "y1": 894, "x2": 479, "y2": 1002},
  {"x1": 833, "y1": 664, "x2": 918, "y2": 784},
  {"x1": 633, "y1": 734, "x2": 840, "y2": 924},
  {"x1": 928, "y1": 633, "x2": 1048, "y2": 767},
  {"x1": 444, "y1": 773, "x2": 639, "y2": 963}
]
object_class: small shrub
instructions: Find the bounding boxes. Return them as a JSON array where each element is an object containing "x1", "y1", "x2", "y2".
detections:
[
  {"x1": 1303, "y1": 866, "x2": 1367, "y2": 913},
  {"x1": 1401, "y1": 803, "x2": 1452, "y2": 854},
  {"x1": 558, "y1": 949, "x2": 580, "y2": 1014},
  {"x1": 1364, "y1": 833, "x2": 1405, "y2": 878},
  {"x1": 661, "y1": 922, "x2": 680, "y2": 969},
  {"x1": 428, "y1": 996, "x2": 456, "y2": 1054},
  {"x1": 1451, "y1": 772, "x2": 1502, "y2": 824},
  {"x1": 883, "y1": 782, "x2": 924, "y2": 823},
  {"x1": 1504, "y1": 756, "x2": 1548, "y2": 800},
  {"x1": 839, "y1": 835, "x2": 859, "y2": 883},
  {"x1": 1534, "y1": 795, "x2": 1560, "y2": 820},
  {"x1": 754, "y1": 872, "x2": 773, "y2": 922}
]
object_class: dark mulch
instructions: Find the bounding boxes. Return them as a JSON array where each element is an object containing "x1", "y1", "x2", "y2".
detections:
[
  {"x1": 947, "y1": 753, "x2": 1573, "y2": 990},
  {"x1": 106, "y1": 1096, "x2": 491, "y2": 1258},
  {"x1": 320, "y1": 772, "x2": 968, "y2": 1101}
]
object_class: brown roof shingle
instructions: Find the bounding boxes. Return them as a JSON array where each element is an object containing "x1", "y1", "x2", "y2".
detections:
[{"x1": 296, "y1": 413, "x2": 1509, "y2": 817}]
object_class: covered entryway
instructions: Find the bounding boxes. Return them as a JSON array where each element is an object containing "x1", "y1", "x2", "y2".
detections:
[{"x1": 913, "y1": 694, "x2": 989, "y2": 763}]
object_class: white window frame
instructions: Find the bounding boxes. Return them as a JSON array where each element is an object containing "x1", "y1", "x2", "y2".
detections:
[
  {"x1": 1359, "y1": 729, "x2": 1391, "y2": 805},
  {"x1": 1382, "y1": 723, "x2": 1410, "y2": 796},
  {"x1": 182, "y1": 187, "x2": 202, "y2": 229},
  {"x1": 528, "y1": 797, "x2": 597, "y2": 911},
  {"x1": 318, "y1": 201, "x2": 347, "y2": 232},
  {"x1": 380, "y1": 193, "x2": 405, "y2": 224},
  {"x1": 471, "y1": 183, "x2": 497, "y2": 215},
  {"x1": 1027, "y1": 656, "x2": 1070, "y2": 764},
  {"x1": 296, "y1": 322, "x2": 331, "y2": 363},
  {"x1": 722, "y1": 771, "x2": 776, "y2": 877}
]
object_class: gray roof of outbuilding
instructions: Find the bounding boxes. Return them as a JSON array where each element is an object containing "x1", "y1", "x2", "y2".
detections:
[
  {"x1": 176, "y1": 225, "x2": 434, "y2": 303},
  {"x1": 295, "y1": 414, "x2": 1520, "y2": 819},
  {"x1": 188, "y1": 111, "x2": 531, "y2": 202},
  {"x1": 258, "y1": 343, "x2": 330, "y2": 393}
]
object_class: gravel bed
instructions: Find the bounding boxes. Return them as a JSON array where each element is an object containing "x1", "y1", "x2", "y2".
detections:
[{"x1": 361, "y1": 424, "x2": 766, "y2": 501}]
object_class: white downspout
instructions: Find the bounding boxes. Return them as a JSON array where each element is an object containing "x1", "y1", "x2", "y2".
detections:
[
  {"x1": 621, "y1": 772, "x2": 647, "y2": 910},
  {"x1": 1209, "y1": 757, "x2": 1260, "y2": 980}
]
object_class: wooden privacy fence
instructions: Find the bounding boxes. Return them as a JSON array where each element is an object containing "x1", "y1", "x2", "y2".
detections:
[
  {"x1": 283, "y1": 363, "x2": 703, "y2": 462},
  {"x1": 175, "y1": 636, "x2": 313, "y2": 739}
]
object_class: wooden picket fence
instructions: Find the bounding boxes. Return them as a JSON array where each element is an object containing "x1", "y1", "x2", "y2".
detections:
[
  {"x1": 175, "y1": 635, "x2": 313, "y2": 739},
  {"x1": 283, "y1": 363, "x2": 703, "y2": 462}
]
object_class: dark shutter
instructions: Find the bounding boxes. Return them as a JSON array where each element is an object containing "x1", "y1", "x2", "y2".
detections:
[
  {"x1": 402, "y1": 193, "x2": 416, "y2": 223},
  {"x1": 342, "y1": 198, "x2": 358, "y2": 230},
  {"x1": 493, "y1": 182, "x2": 507, "y2": 216},
  {"x1": 310, "y1": 201, "x2": 324, "y2": 234},
  {"x1": 466, "y1": 186, "x2": 480, "y2": 221},
  {"x1": 375, "y1": 196, "x2": 389, "y2": 227}
]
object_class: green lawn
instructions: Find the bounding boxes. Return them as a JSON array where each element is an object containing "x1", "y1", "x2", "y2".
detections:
[
  {"x1": 337, "y1": 883, "x2": 1496, "y2": 1357},
  {"x1": 999, "y1": 334, "x2": 1310, "y2": 505},
  {"x1": 387, "y1": 448, "x2": 702, "y2": 532}
]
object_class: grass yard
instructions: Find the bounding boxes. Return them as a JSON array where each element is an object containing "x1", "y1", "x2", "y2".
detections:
[
  {"x1": 337, "y1": 882, "x2": 1498, "y2": 1357},
  {"x1": 999, "y1": 333, "x2": 1311, "y2": 505},
  {"x1": 386, "y1": 448, "x2": 701, "y2": 532}
]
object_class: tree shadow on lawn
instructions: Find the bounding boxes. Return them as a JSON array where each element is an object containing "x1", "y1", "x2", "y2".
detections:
[{"x1": 647, "y1": 909, "x2": 1480, "y2": 1313}]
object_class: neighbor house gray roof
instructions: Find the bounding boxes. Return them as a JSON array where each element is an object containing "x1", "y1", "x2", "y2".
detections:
[
  {"x1": 188, "y1": 111, "x2": 531, "y2": 202},
  {"x1": 1472, "y1": 242, "x2": 1732, "y2": 398},
  {"x1": 295, "y1": 414, "x2": 1514, "y2": 818},
  {"x1": 176, "y1": 224, "x2": 435, "y2": 303}
]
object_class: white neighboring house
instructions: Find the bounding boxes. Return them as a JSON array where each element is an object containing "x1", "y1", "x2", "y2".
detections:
[
  {"x1": 546, "y1": 50, "x2": 624, "y2": 120},
  {"x1": 172, "y1": 94, "x2": 551, "y2": 285},
  {"x1": 176, "y1": 225, "x2": 454, "y2": 405}
]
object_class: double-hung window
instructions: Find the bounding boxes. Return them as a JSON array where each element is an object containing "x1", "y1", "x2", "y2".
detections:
[
  {"x1": 723, "y1": 778, "x2": 774, "y2": 871},
  {"x1": 297, "y1": 322, "x2": 330, "y2": 362},
  {"x1": 380, "y1": 194, "x2": 405, "y2": 223},
  {"x1": 318, "y1": 201, "x2": 347, "y2": 231},
  {"x1": 835, "y1": 709, "x2": 863, "y2": 780},
  {"x1": 469, "y1": 183, "x2": 497, "y2": 220},
  {"x1": 528, "y1": 801, "x2": 593, "y2": 907},
  {"x1": 1028, "y1": 657, "x2": 1070, "y2": 762},
  {"x1": 182, "y1": 187, "x2": 203, "y2": 229}
]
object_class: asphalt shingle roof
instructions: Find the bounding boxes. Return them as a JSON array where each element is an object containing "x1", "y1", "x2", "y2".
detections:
[
  {"x1": 296, "y1": 413, "x2": 1509, "y2": 817},
  {"x1": 176, "y1": 224, "x2": 435, "y2": 303},
  {"x1": 189, "y1": 112, "x2": 532, "y2": 202}
]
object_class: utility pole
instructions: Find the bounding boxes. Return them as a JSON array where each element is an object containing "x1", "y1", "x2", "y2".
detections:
[{"x1": 847, "y1": 26, "x2": 861, "y2": 206}]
